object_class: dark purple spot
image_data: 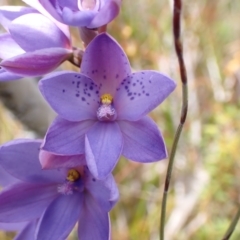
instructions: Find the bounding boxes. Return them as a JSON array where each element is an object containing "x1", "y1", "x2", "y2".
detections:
[
  {"x1": 134, "y1": 93, "x2": 137, "y2": 95},
  {"x1": 77, "y1": 76, "x2": 81, "y2": 79},
  {"x1": 82, "y1": 97, "x2": 85, "y2": 101},
  {"x1": 88, "y1": 93, "x2": 91, "y2": 97},
  {"x1": 142, "y1": 91, "x2": 145, "y2": 94},
  {"x1": 76, "y1": 94, "x2": 79, "y2": 97},
  {"x1": 138, "y1": 93, "x2": 141, "y2": 96},
  {"x1": 146, "y1": 93, "x2": 150, "y2": 96},
  {"x1": 103, "y1": 75, "x2": 106, "y2": 79},
  {"x1": 140, "y1": 82, "x2": 143, "y2": 85},
  {"x1": 128, "y1": 81, "x2": 130, "y2": 84},
  {"x1": 141, "y1": 72, "x2": 145, "y2": 74},
  {"x1": 96, "y1": 91, "x2": 99, "y2": 94},
  {"x1": 133, "y1": 83, "x2": 136, "y2": 86},
  {"x1": 92, "y1": 70, "x2": 94, "y2": 74},
  {"x1": 130, "y1": 97, "x2": 134, "y2": 100},
  {"x1": 62, "y1": 89, "x2": 65, "y2": 93},
  {"x1": 72, "y1": 81, "x2": 75, "y2": 84},
  {"x1": 137, "y1": 80, "x2": 139, "y2": 82},
  {"x1": 92, "y1": 178, "x2": 96, "y2": 182},
  {"x1": 90, "y1": 86, "x2": 93, "y2": 90},
  {"x1": 128, "y1": 93, "x2": 132, "y2": 96},
  {"x1": 85, "y1": 84, "x2": 87, "y2": 87},
  {"x1": 116, "y1": 74, "x2": 119, "y2": 78},
  {"x1": 125, "y1": 86, "x2": 128, "y2": 90}
]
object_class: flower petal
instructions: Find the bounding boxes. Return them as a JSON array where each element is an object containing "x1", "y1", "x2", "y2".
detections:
[
  {"x1": 78, "y1": 193, "x2": 110, "y2": 240},
  {"x1": 115, "y1": 70, "x2": 176, "y2": 120},
  {"x1": 40, "y1": 150, "x2": 86, "y2": 169},
  {"x1": 81, "y1": 33, "x2": 131, "y2": 96},
  {"x1": 22, "y1": 0, "x2": 71, "y2": 40},
  {"x1": 0, "y1": 221, "x2": 27, "y2": 231},
  {"x1": 39, "y1": 71, "x2": 99, "y2": 121},
  {"x1": 36, "y1": 194, "x2": 83, "y2": 240},
  {"x1": 118, "y1": 116, "x2": 167, "y2": 162},
  {"x1": 0, "y1": 33, "x2": 24, "y2": 59},
  {"x1": 0, "y1": 139, "x2": 65, "y2": 183},
  {"x1": 42, "y1": 117, "x2": 94, "y2": 155},
  {"x1": 0, "y1": 165, "x2": 18, "y2": 187},
  {"x1": 1, "y1": 48, "x2": 72, "y2": 76},
  {"x1": 0, "y1": 6, "x2": 37, "y2": 29},
  {"x1": 88, "y1": 0, "x2": 121, "y2": 28},
  {"x1": 85, "y1": 121, "x2": 123, "y2": 179},
  {"x1": 85, "y1": 171, "x2": 119, "y2": 212},
  {"x1": 9, "y1": 13, "x2": 70, "y2": 52},
  {"x1": 0, "y1": 183, "x2": 57, "y2": 222},
  {"x1": 14, "y1": 220, "x2": 38, "y2": 240},
  {"x1": 62, "y1": 7, "x2": 96, "y2": 27},
  {"x1": 0, "y1": 68, "x2": 22, "y2": 81},
  {"x1": 23, "y1": 0, "x2": 63, "y2": 22}
]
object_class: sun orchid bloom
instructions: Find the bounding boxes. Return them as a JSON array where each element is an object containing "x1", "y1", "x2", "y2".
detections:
[
  {"x1": 0, "y1": 139, "x2": 118, "y2": 240},
  {"x1": 23, "y1": 0, "x2": 121, "y2": 28},
  {"x1": 0, "y1": 6, "x2": 72, "y2": 81},
  {"x1": 39, "y1": 33, "x2": 176, "y2": 179}
]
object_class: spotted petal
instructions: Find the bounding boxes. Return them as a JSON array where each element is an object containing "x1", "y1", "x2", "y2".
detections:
[
  {"x1": 81, "y1": 33, "x2": 131, "y2": 96},
  {"x1": 42, "y1": 116, "x2": 95, "y2": 155},
  {"x1": 85, "y1": 121, "x2": 123, "y2": 179},
  {"x1": 115, "y1": 70, "x2": 176, "y2": 121},
  {"x1": 39, "y1": 71, "x2": 100, "y2": 121},
  {"x1": 118, "y1": 116, "x2": 167, "y2": 162}
]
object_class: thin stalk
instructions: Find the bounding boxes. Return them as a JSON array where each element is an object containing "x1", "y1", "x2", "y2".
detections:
[
  {"x1": 221, "y1": 206, "x2": 240, "y2": 240},
  {"x1": 159, "y1": 0, "x2": 188, "y2": 239}
]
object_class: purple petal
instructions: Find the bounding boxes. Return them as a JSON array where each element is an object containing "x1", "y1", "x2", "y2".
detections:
[
  {"x1": 0, "y1": 33, "x2": 24, "y2": 59},
  {"x1": 78, "y1": 194, "x2": 110, "y2": 240},
  {"x1": 39, "y1": 71, "x2": 99, "y2": 121},
  {"x1": 0, "y1": 221, "x2": 27, "y2": 231},
  {"x1": 62, "y1": 7, "x2": 96, "y2": 26},
  {"x1": 9, "y1": 13, "x2": 71, "y2": 52},
  {"x1": 0, "y1": 6, "x2": 37, "y2": 29},
  {"x1": 0, "y1": 182, "x2": 57, "y2": 222},
  {"x1": 36, "y1": 194, "x2": 83, "y2": 240},
  {"x1": 0, "y1": 139, "x2": 65, "y2": 183},
  {"x1": 88, "y1": 0, "x2": 121, "y2": 28},
  {"x1": 42, "y1": 117, "x2": 95, "y2": 155},
  {"x1": 115, "y1": 70, "x2": 176, "y2": 121},
  {"x1": 0, "y1": 165, "x2": 18, "y2": 187},
  {"x1": 81, "y1": 33, "x2": 131, "y2": 96},
  {"x1": 85, "y1": 121, "x2": 123, "y2": 179},
  {"x1": 23, "y1": 0, "x2": 71, "y2": 40},
  {"x1": 14, "y1": 220, "x2": 38, "y2": 240},
  {"x1": 85, "y1": 172, "x2": 119, "y2": 211},
  {"x1": 0, "y1": 68, "x2": 22, "y2": 81},
  {"x1": 1, "y1": 48, "x2": 72, "y2": 76},
  {"x1": 118, "y1": 116, "x2": 167, "y2": 162},
  {"x1": 23, "y1": 0, "x2": 63, "y2": 22},
  {"x1": 40, "y1": 150, "x2": 86, "y2": 169}
]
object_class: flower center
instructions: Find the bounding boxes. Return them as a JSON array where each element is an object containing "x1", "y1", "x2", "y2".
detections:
[
  {"x1": 97, "y1": 94, "x2": 117, "y2": 121},
  {"x1": 58, "y1": 169, "x2": 81, "y2": 195},
  {"x1": 66, "y1": 169, "x2": 80, "y2": 182},
  {"x1": 81, "y1": 0, "x2": 96, "y2": 10}
]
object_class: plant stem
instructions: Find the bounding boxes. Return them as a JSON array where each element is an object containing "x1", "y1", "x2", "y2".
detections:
[
  {"x1": 221, "y1": 206, "x2": 240, "y2": 240},
  {"x1": 159, "y1": 0, "x2": 188, "y2": 239}
]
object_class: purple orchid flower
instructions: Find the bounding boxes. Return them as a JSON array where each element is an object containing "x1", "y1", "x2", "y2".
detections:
[
  {"x1": 0, "y1": 139, "x2": 118, "y2": 240},
  {"x1": 39, "y1": 33, "x2": 176, "y2": 179},
  {"x1": 23, "y1": 0, "x2": 121, "y2": 28},
  {"x1": 0, "y1": 6, "x2": 72, "y2": 80}
]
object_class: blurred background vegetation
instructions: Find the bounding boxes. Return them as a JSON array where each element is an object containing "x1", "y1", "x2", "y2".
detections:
[{"x1": 1, "y1": 0, "x2": 240, "y2": 239}]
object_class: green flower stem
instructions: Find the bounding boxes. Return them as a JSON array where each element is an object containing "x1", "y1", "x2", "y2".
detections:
[
  {"x1": 221, "y1": 206, "x2": 240, "y2": 240},
  {"x1": 159, "y1": 0, "x2": 188, "y2": 239}
]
